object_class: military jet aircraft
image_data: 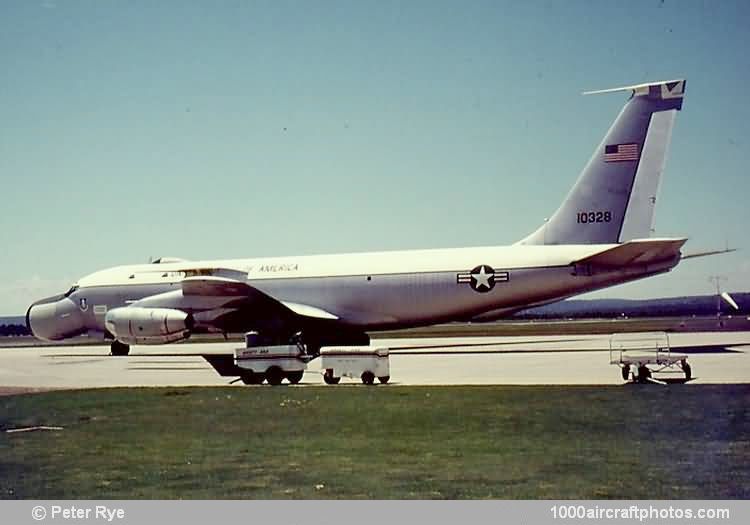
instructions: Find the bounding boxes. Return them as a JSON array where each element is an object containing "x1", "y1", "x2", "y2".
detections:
[{"x1": 28, "y1": 80, "x2": 702, "y2": 356}]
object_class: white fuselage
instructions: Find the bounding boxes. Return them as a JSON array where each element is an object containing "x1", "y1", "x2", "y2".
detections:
[{"x1": 72, "y1": 243, "x2": 672, "y2": 331}]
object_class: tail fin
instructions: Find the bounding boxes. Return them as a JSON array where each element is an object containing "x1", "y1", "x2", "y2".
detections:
[{"x1": 518, "y1": 79, "x2": 686, "y2": 245}]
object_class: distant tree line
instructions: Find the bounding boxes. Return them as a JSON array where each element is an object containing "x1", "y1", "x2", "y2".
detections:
[
  {"x1": 513, "y1": 292, "x2": 750, "y2": 319},
  {"x1": 0, "y1": 324, "x2": 30, "y2": 336}
]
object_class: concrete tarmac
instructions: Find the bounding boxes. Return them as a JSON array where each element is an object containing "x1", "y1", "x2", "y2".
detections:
[{"x1": 0, "y1": 332, "x2": 749, "y2": 392}]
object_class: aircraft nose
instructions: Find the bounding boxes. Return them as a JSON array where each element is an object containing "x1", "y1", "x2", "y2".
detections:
[{"x1": 27, "y1": 297, "x2": 84, "y2": 341}]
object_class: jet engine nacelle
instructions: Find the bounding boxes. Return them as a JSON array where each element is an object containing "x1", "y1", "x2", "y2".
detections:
[{"x1": 105, "y1": 307, "x2": 194, "y2": 345}]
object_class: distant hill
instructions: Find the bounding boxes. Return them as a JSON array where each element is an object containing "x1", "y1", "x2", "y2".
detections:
[{"x1": 514, "y1": 292, "x2": 750, "y2": 319}]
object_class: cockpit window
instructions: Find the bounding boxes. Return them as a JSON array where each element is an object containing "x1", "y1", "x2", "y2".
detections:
[{"x1": 63, "y1": 285, "x2": 79, "y2": 297}]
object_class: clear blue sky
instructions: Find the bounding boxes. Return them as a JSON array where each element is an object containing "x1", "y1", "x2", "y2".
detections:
[{"x1": 1, "y1": 0, "x2": 749, "y2": 315}]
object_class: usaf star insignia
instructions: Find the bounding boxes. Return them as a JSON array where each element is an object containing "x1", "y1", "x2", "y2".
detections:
[{"x1": 457, "y1": 265, "x2": 509, "y2": 293}]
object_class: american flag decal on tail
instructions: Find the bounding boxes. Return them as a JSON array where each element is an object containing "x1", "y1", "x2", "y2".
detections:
[{"x1": 604, "y1": 143, "x2": 640, "y2": 162}]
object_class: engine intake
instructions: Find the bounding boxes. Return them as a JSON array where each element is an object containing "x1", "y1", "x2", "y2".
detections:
[{"x1": 105, "y1": 307, "x2": 194, "y2": 345}]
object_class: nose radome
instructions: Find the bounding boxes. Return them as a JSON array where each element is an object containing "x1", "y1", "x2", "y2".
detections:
[
  {"x1": 27, "y1": 302, "x2": 58, "y2": 340},
  {"x1": 25, "y1": 303, "x2": 33, "y2": 333},
  {"x1": 27, "y1": 298, "x2": 84, "y2": 341}
]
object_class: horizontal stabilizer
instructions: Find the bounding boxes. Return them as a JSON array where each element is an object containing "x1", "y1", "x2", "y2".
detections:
[
  {"x1": 681, "y1": 247, "x2": 736, "y2": 260},
  {"x1": 573, "y1": 238, "x2": 687, "y2": 268},
  {"x1": 721, "y1": 292, "x2": 739, "y2": 310},
  {"x1": 583, "y1": 79, "x2": 686, "y2": 100}
]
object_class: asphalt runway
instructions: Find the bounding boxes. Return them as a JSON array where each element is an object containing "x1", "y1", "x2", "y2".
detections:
[{"x1": 1, "y1": 332, "x2": 749, "y2": 392}]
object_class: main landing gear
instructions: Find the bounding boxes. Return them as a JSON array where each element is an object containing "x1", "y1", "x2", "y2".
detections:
[{"x1": 110, "y1": 340, "x2": 130, "y2": 356}]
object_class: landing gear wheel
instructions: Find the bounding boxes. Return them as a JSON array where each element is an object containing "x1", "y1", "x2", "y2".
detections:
[
  {"x1": 378, "y1": 376, "x2": 390, "y2": 384},
  {"x1": 323, "y1": 370, "x2": 340, "y2": 385},
  {"x1": 286, "y1": 370, "x2": 304, "y2": 385},
  {"x1": 241, "y1": 372, "x2": 264, "y2": 385},
  {"x1": 110, "y1": 341, "x2": 130, "y2": 356},
  {"x1": 305, "y1": 344, "x2": 321, "y2": 359},
  {"x1": 637, "y1": 366, "x2": 651, "y2": 384},
  {"x1": 682, "y1": 361, "x2": 692, "y2": 381},
  {"x1": 361, "y1": 371, "x2": 375, "y2": 385},
  {"x1": 621, "y1": 365, "x2": 630, "y2": 381},
  {"x1": 266, "y1": 367, "x2": 284, "y2": 386}
]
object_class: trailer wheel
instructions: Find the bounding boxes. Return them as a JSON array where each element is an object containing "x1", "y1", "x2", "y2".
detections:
[
  {"x1": 286, "y1": 370, "x2": 304, "y2": 384},
  {"x1": 323, "y1": 370, "x2": 340, "y2": 385},
  {"x1": 110, "y1": 341, "x2": 130, "y2": 356},
  {"x1": 682, "y1": 361, "x2": 692, "y2": 381},
  {"x1": 637, "y1": 366, "x2": 651, "y2": 384},
  {"x1": 378, "y1": 376, "x2": 390, "y2": 384},
  {"x1": 361, "y1": 371, "x2": 375, "y2": 385},
  {"x1": 266, "y1": 367, "x2": 284, "y2": 386},
  {"x1": 241, "y1": 372, "x2": 264, "y2": 385},
  {"x1": 621, "y1": 365, "x2": 630, "y2": 381}
]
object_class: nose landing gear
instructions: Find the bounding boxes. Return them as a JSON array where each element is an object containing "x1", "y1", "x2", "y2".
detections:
[{"x1": 110, "y1": 340, "x2": 130, "y2": 356}]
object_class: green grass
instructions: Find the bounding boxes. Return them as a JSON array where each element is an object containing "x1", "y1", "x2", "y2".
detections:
[{"x1": 1, "y1": 385, "x2": 749, "y2": 499}]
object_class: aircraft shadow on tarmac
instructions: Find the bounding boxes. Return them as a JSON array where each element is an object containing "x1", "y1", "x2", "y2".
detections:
[
  {"x1": 623, "y1": 378, "x2": 696, "y2": 385},
  {"x1": 671, "y1": 345, "x2": 745, "y2": 354},
  {"x1": 43, "y1": 343, "x2": 745, "y2": 361}
]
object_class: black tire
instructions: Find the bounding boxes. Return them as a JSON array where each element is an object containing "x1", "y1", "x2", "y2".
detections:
[
  {"x1": 361, "y1": 371, "x2": 375, "y2": 385},
  {"x1": 286, "y1": 370, "x2": 304, "y2": 384},
  {"x1": 621, "y1": 365, "x2": 630, "y2": 381},
  {"x1": 266, "y1": 367, "x2": 284, "y2": 386},
  {"x1": 241, "y1": 372, "x2": 264, "y2": 385},
  {"x1": 111, "y1": 341, "x2": 130, "y2": 356},
  {"x1": 323, "y1": 371, "x2": 340, "y2": 385},
  {"x1": 378, "y1": 376, "x2": 390, "y2": 384},
  {"x1": 682, "y1": 362, "x2": 692, "y2": 381},
  {"x1": 637, "y1": 366, "x2": 651, "y2": 384}
]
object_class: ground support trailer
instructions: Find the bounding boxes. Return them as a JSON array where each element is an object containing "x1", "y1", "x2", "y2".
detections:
[
  {"x1": 203, "y1": 332, "x2": 311, "y2": 385},
  {"x1": 234, "y1": 343, "x2": 308, "y2": 385},
  {"x1": 320, "y1": 347, "x2": 390, "y2": 385},
  {"x1": 609, "y1": 332, "x2": 691, "y2": 384}
]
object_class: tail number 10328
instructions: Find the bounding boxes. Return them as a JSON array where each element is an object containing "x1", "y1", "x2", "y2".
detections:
[{"x1": 577, "y1": 211, "x2": 612, "y2": 224}]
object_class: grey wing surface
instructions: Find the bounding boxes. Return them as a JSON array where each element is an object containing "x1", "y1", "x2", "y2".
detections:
[{"x1": 134, "y1": 275, "x2": 367, "y2": 347}]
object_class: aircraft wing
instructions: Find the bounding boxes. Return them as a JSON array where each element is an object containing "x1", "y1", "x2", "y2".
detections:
[
  {"x1": 181, "y1": 276, "x2": 338, "y2": 320},
  {"x1": 175, "y1": 275, "x2": 362, "y2": 347},
  {"x1": 130, "y1": 273, "x2": 340, "y2": 337},
  {"x1": 572, "y1": 238, "x2": 687, "y2": 267},
  {"x1": 182, "y1": 276, "x2": 260, "y2": 297}
]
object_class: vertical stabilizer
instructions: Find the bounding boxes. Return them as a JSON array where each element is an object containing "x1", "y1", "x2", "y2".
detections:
[{"x1": 518, "y1": 80, "x2": 685, "y2": 245}]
